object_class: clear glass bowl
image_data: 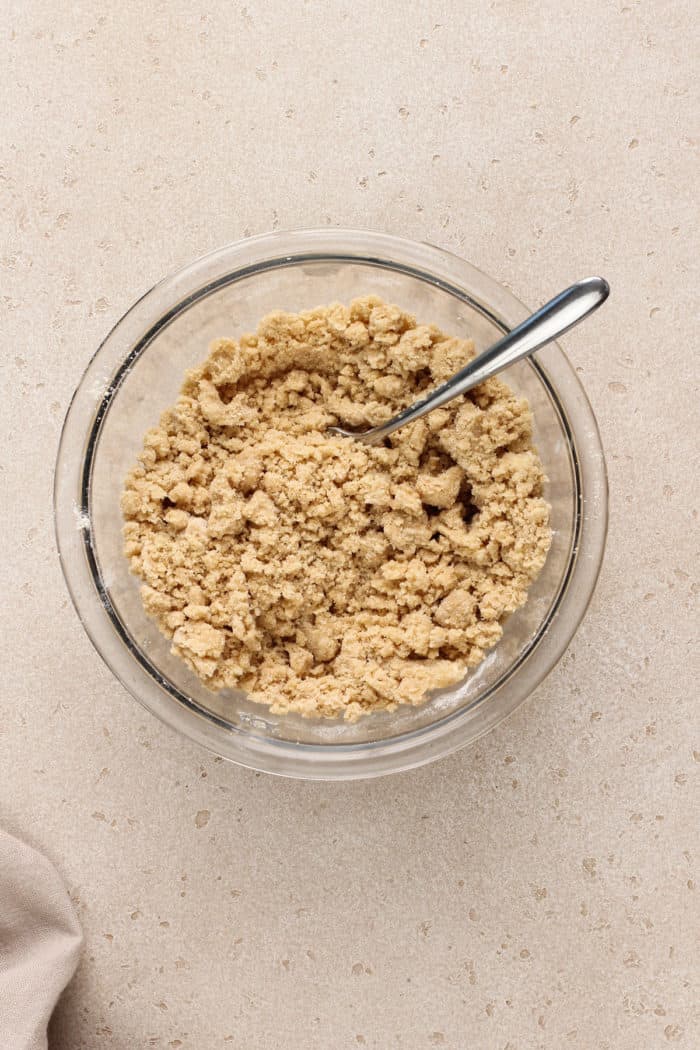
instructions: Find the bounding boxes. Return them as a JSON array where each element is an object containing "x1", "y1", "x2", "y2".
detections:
[{"x1": 54, "y1": 229, "x2": 607, "y2": 780}]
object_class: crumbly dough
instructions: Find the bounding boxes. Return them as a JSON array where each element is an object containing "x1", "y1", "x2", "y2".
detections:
[{"x1": 121, "y1": 297, "x2": 551, "y2": 721}]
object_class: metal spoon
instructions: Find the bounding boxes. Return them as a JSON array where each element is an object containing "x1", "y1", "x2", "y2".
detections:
[{"x1": 328, "y1": 276, "x2": 609, "y2": 445}]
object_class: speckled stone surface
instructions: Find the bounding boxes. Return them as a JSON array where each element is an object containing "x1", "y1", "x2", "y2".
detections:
[{"x1": 2, "y1": 2, "x2": 698, "y2": 1048}]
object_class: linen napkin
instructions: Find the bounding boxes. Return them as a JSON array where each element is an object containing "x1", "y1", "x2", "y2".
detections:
[{"x1": 0, "y1": 828, "x2": 82, "y2": 1050}]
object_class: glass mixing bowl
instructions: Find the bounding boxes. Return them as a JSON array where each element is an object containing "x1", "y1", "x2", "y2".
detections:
[{"x1": 54, "y1": 229, "x2": 607, "y2": 780}]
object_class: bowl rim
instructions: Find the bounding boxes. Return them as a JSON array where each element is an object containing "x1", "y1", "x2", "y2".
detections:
[{"x1": 54, "y1": 227, "x2": 608, "y2": 780}]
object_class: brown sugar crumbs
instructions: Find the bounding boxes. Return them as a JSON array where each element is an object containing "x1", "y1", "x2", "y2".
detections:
[{"x1": 121, "y1": 298, "x2": 551, "y2": 721}]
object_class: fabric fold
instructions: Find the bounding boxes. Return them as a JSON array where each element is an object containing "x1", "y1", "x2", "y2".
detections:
[{"x1": 0, "y1": 829, "x2": 82, "y2": 1050}]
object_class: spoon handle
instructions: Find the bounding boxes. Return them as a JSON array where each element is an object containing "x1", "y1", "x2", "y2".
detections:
[{"x1": 358, "y1": 276, "x2": 609, "y2": 444}]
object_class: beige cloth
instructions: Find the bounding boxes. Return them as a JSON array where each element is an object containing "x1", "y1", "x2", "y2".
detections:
[{"x1": 0, "y1": 829, "x2": 82, "y2": 1050}]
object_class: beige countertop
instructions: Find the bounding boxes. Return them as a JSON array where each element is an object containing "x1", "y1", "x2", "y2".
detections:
[{"x1": 2, "y1": 2, "x2": 698, "y2": 1047}]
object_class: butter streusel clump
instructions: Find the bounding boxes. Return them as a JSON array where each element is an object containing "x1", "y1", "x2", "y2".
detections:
[{"x1": 121, "y1": 297, "x2": 551, "y2": 720}]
